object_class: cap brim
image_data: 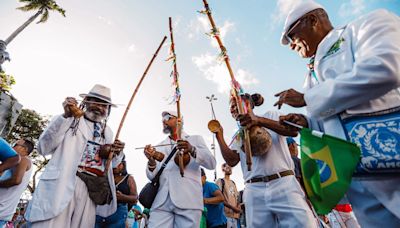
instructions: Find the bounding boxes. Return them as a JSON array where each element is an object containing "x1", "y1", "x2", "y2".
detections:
[
  {"x1": 280, "y1": 34, "x2": 289, "y2": 46},
  {"x1": 162, "y1": 111, "x2": 178, "y2": 117}
]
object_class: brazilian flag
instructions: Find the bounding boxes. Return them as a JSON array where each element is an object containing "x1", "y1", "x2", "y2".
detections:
[{"x1": 300, "y1": 128, "x2": 361, "y2": 215}]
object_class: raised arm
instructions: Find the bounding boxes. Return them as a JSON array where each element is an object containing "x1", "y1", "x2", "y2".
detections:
[
  {"x1": 238, "y1": 110, "x2": 298, "y2": 137},
  {"x1": 0, "y1": 157, "x2": 30, "y2": 188},
  {"x1": 214, "y1": 126, "x2": 240, "y2": 167}
]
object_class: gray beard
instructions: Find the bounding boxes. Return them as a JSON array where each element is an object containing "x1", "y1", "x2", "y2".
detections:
[
  {"x1": 163, "y1": 125, "x2": 172, "y2": 134},
  {"x1": 85, "y1": 110, "x2": 106, "y2": 123}
]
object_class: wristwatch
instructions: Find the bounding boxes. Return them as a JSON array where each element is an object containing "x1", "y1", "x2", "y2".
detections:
[{"x1": 189, "y1": 146, "x2": 197, "y2": 158}]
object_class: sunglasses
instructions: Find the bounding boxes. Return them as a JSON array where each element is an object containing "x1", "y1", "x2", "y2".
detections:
[
  {"x1": 285, "y1": 17, "x2": 306, "y2": 44},
  {"x1": 162, "y1": 114, "x2": 175, "y2": 122},
  {"x1": 12, "y1": 142, "x2": 27, "y2": 148}
]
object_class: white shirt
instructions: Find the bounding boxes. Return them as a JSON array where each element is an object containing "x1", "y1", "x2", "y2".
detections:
[
  {"x1": 146, "y1": 131, "x2": 216, "y2": 210},
  {"x1": 304, "y1": 9, "x2": 400, "y2": 120},
  {"x1": 230, "y1": 111, "x2": 294, "y2": 181},
  {"x1": 0, "y1": 160, "x2": 32, "y2": 221}
]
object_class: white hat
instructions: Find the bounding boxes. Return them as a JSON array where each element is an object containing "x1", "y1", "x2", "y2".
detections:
[
  {"x1": 280, "y1": 1, "x2": 325, "y2": 45},
  {"x1": 80, "y1": 84, "x2": 117, "y2": 107},
  {"x1": 162, "y1": 110, "x2": 178, "y2": 118}
]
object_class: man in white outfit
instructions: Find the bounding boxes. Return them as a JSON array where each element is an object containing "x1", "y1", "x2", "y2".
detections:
[
  {"x1": 213, "y1": 93, "x2": 317, "y2": 227},
  {"x1": 0, "y1": 139, "x2": 34, "y2": 227},
  {"x1": 276, "y1": 1, "x2": 400, "y2": 227},
  {"x1": 26, "y1": 84, "x2": 125, "y2": 228},
  {"x1": 144, "y1": 111, "x2": 216, "y2": 228}
]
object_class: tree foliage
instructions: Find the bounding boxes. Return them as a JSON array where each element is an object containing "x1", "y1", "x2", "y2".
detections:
[{"x1": 17, "y1": 0, "x2": 66, "y2": 23}]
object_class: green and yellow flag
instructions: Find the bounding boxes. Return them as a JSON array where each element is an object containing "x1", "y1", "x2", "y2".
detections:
[{"x1": 300, "y1": 128, "x2": 361, "y2": 215}]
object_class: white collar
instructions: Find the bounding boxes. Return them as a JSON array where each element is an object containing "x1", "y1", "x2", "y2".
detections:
[{"x1": 315, "y1": 26, "x2": 346, "y2": 63}]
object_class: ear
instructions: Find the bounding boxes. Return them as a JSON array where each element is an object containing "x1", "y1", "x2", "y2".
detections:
[{"x1": 308, "y1": 14, "x2": 318, "y2": 28}]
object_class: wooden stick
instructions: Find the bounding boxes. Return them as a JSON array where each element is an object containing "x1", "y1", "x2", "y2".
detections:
[
  {"x1": 201, "y1": 0, "x2": 252, "y2": 171},
  {"x1": 169, "y1": 17, "x2": 185, "y2": 177},
  {"x1": 115, "y1": 36, "x2": 167, "y2": 139},
  {"x1": 134, "y1": 143, "x2": 175, "y2": 150},
  {"x1": 104, "y1": 36, "x2": 167, "y2": 174}
]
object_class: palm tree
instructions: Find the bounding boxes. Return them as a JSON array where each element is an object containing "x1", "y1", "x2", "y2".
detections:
[{"x1": 4, "y1": 0, "x2": 66, "y2": 45}]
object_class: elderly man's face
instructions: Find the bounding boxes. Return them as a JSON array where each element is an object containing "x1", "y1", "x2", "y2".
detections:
[
  {"x1": 162, "y1": 114, "x2": 177, "y2": 134},
  {"x1": 84, "y1": 97, "x2": 109, "y2": 122},
  {"x1": 287, "y1": 15, "x2": 319, "y2": 58}
]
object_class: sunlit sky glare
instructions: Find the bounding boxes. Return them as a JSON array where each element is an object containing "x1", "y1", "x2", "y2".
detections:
[{"x1": 1, "y1": 0, "x2": 399, "y2": 192}]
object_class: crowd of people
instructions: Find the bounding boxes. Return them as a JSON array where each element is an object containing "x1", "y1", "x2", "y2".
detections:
[{"x1": 1, "y1": 0, "x2": 400, "y2": 227}]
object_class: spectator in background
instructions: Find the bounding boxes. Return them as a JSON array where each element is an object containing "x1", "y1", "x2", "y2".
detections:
[
  {"x1": 126, "y1": 203, "x2": 142, "y2": 228},
  {"x1": 0, "y1": 139, "x2": 34, "y2": 227},
  {"x1": 199, "y1": 207, "x2": 207, "y2": 228},
  {"x1": 95, "y1": 157, "x2": 138, "y2": 228},
  {"x1": 202, "y1": 168, "x2": 227, "y2": 228},
  {"x1": 0, "y1": 137, "x2": 20, "y2": 176},
  {"x1": 286, "y1": 137, "x2": 303, "y2": 185},
  {"x1": 216, "y1": 163, "x2": 241, "y2": 228}
]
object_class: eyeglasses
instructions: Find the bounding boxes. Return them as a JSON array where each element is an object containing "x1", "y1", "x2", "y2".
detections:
[
  {"x1": 285, "y1": 17, "x2": 306, "y2": 44},
  {"x1": 12, "y1": 143, "x2": 26, "y2": 148}
]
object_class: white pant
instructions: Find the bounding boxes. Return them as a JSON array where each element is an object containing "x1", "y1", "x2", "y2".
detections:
[
  {"x1": 148, "y1": 193, "x2": 201, "y2": 228},
  {"x1": 30, "y1": 178, "x2": 96, "y2": 228},
  {"x1": 328, "y1": 210, "x2": 360, "y2": 228},
  {"x1": 243, "y1": 175, "x2": 318, "y2": 228},
  {"x1": 347, "y1": 177, "x2": 400, "y2": 228}
]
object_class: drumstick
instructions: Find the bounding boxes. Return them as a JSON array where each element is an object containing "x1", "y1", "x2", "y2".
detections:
[{"x1": 134, "y1": 143, "x2": 175, "y2": 150}]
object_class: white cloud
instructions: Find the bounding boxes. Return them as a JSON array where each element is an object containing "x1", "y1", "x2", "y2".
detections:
[
  {"x1": 339, "y1": 0, "x2": 367, "y2": 18},
  {"x1": 270, "y1": 0, "x2": 304, "y2": 30},
  {"x1": 97, "y1": 15, "x2": 113, "y2": 25},
  {"x1": 192, "y1": 53, "x2": 258, "y2": 94},
  {"x1": 186, "y1": 18, "x2": 202, "y2": 40},
  {"x1": 236, "y1": 69, "x2": 259, "y2": 86},
  {"x1": 128, "y1": 44, "x2": 136, "y2": 52},
  {"x1": 188, "y1": 16, "x2": 235, "y2": 47}
]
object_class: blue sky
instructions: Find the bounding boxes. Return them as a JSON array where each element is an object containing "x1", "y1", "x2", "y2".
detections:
[{"x1": 0, "y1": 0, "x2": 399, "y2": 191}]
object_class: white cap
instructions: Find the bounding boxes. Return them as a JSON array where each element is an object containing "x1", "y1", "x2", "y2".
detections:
[
  {"x1": 280, "y1": 1, "x2": 325, "y2": 45},
  {"x1": 112, "y1": 153, "x2": 125, "y2": 168},
  {"x1": 162, "y1": 110, "x2": 178, "y2": 118}
]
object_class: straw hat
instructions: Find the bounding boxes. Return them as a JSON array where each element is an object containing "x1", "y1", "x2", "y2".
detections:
[{"x1": 80, "y1": 84, "x2": 117, "y2": 107}]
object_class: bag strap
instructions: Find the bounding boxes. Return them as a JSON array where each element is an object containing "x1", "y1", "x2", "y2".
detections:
[
  {"x1": 151, "y1": 147, "x2": 178, "y2": 184},
  {"x1": 115, "y1": 174, "x2": 129, "y2": 188}
]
